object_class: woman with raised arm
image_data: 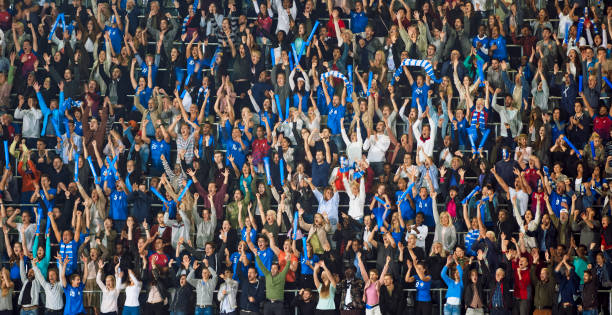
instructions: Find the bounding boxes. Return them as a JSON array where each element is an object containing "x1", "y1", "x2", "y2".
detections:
[
  {"x1": 357, "y1": 252, "x2": 391, "y2": 315},
  {"x1": 313, "y1": 260, "x2": 337, "y2": 314},
  {"x1": 440, "y1": 255, "x2": 463, "y2": 315},
  {"x1": 119, "y1": 267, "x2": 143, "y2": 315},
  {"x1": 0, "y1": 268, "x2": 13, "y2": 314},
  {"x1": 405, "y1": 258, "x2": 433, "y2": 315},
  {"x1": 96, "y1": 260, "x2": 121, "y2": 315}
]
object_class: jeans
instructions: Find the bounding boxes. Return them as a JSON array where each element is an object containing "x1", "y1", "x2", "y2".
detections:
[
  {"x1": 122, "y1": 306, "x2": 141, "y2": 315},
  {"x1": 170, "y1": 312, "x2": 186, "y2": 315},
  {"x1": 20, "y1": 310, "x2": 38, "y2": 315},
  {"x1": 330, "y1": 134, "x2": 344, "y2": 151},
  {"x1": 582, "y1": 310, "x2": 598, "y2": 315},
  {"x1": 443, "y1": 304, "x2": 461, "y2": 315},
  {"x1": 195, "y1": 306, "x2": 213, "y2": 315}
]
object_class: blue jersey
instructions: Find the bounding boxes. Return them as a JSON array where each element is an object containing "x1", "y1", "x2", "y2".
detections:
[
  {"x1": 414, "y1": 274, "x2": 432, "y2": 302},
  {"x1": 489, "y1": 36, "x2": 507, "y2": 61},
  {"x1": 550, "y1": 191, "x2": 570, "y2": 217},
  {"x1": 225, "y1": 140, "x2": 246, "y2": 169},
  {"x1": 350, "y1": 11, "x2": 368, "y2": 33},
  {"x1": 465, "y1": 229, "x2": 480, "y2": 256},
  {"x1": 316, "y1": 85, "x2": 333, "y2": 114},
  {"x1": 38, "y1": 188, "x2": 57, "y2": 212},
  {"x1": 104, "y1": 26, "x2": 122, "y2": 55},
  {"x1": 74, "y1": 120, "x2": 82, "y2": 136},
  {"x1": 241, "y1": 227, "x2": 257, "y2": 244},
  {"x1": 472, "y1": 36, "x2": 490, "y2": 61},
  {"x1": 64, "y1": 283, "x2": 85, "y2": 315},
  {"x1": 140, "y1": 64, "x2": 159, "y2": 86},
  {"x1": 230, "y1": 252, "x2": 252, "y2": 281},
  {"x1": 59, "y1": 240, "x2": 79, "y2": 275},
  {"x1": 415, "y1": 196, "x2": 435, "y2": 228},
  {"x1": 300, "y1": 254, "x2": 319, "y2": 275},
  {"x1": 109, "y1": 190, "x2": 128, "y2": 220},
  {"x1": 256, "y1": 247, "x2": 275, "y2": 276},
  {"x1": 327, "y1": 103, "x2": 346, "y2": 135},
  {"x1": 134, "y1": 87, "x2": 152, "y2": 111},
  {"x1": 150, "y1": 139, "x2": 170, "y2": 170},
  {"x1": 396, "y1": 190, "x2": 415, "y2": 221},
  {"x1": 410, "y1": 82, "x2": 430, "y2": 112}
]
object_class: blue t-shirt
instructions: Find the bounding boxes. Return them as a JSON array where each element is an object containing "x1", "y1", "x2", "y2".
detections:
[
  {"x1": 489, "y1": 35, "x2": 507, "y2": 61},
  {"x1": 414, "y1": 274, "x2": 431, "y2": 302},
  {"x1": 311, "y1": 161, "x2": 330, "y2": 187},
  {"x1": 472, "y1": 36, "x2": 490, "y2": 61},
  {"x1": 59, "y1": 240, "x2": 80, "y2": 275},
  {"x1": 316, "y1": 85, "x2": 333, "y2": 114},
  {"x1": 550, "y1": 191, "x2": 570, "y2": 217},
  {"x1": 64, "y1": 283, "x2": 85, "y2": 315},
  {"x1": 390, "y1": 226, "x2": 405, "y2": 244},
  {"x1": 256, "y1": 247, "x2": 275, "y2": 277},
  {"x1": 415, "y1": 196, "x2": 435, "y2": 228},
  {"x1": 350, "y1": 11, "x2": 368, "y2": 34},
  {"x1": 109, "y1": 190, "x2": 128, "y2": 220},
  {"x1": 150, "y1": 139, "x2": 170, "y2": 170},
  {"x1": 327, "y1": 104, "x2": 345, "y2": 135},
  {"x1": 38, "y1": 188, "x2": 57, "y2": 212},
  {"x1": 410, "y1": 82, "x2": 430, "y2": 112},
  {"x1": 104, "y1": 26, "x2": 122, "y2": 55},
  {"x1": 230, "y1": 252, "x2": 253, "y2": 281},
  {"x1": 225, "y1": 140, "x2": 246, "y2": 170},
  {"x1": 134, "y1": 87, "x2": 152, "y2": 111},
  {"x1": 241, "y1": 227, "x2": 257, "y2": 244},
  {"x1": 300, "y1": 254, "x2": 319, "y2": 275},
  {"x1": 465, "y1": 229, "x2": 480, "y2": 257},
  {"x1": 396, "y1": 190, "x2": 415, "y2": 221},
  {"x1": 140, "y1": 63, "x2": 159, "y2": 86}
]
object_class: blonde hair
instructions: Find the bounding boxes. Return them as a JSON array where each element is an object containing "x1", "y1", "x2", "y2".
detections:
[
  {"x1": 0, "y1": 268, "x2": 13, "y2": 297},
  {"x1": 429, "y1": 242, "x2": 447, "y2": 257},
  {"x1": 439, "y1": 211, "x2": 451, "y2": 227}
]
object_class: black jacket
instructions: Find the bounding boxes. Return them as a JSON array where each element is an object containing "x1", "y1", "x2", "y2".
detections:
[
  {"x1": 487, "y1": 277, "x2": 514, "y2": 310},
  {"x1": 526, "y1": 224, "x2": 558, "y2": 250},
  {"x1": 380, "y1": 282, "x2": 405, "y2": 315},
  {"x1": 237, "y1": 265, "x2": 265, "y2": 312},
  {"x1": 463, "y1": 260, "x2": 489, "y2": 309}
]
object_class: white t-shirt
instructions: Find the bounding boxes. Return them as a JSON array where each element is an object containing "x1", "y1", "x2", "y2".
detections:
[{"x1": 509, "y1": 187, "x2": 529, "y2": 216}]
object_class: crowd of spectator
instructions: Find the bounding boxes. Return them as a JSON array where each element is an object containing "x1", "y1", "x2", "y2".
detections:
[{"x1": 0, "y1": 0, "x2": 610, "y2": 314}]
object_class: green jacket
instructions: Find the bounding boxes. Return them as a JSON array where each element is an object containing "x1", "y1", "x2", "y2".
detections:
[
  {"x1": 530, "y1": 263, "x2": 556, "y2": 308},
  {"x1": 255, "y1": 255, "x2": 290, "y2": 301},
  {"x1": 226, "y1": 192, "x2": 251, "y2": 228}
]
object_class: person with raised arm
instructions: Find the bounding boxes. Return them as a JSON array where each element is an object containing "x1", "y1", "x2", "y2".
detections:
[
  {"x1": 186, "y1": 258, "x2": 218, "y2": 315},
  {"x1": 58, "y1": 253, "x2": 88, "y2": 315},
  {"x1": 441, "y1": 255, "x2": 464, "y2": 315},
  {"x1": 357, "y1": 252, "x2": 391, "y2": 315},
  {"x1": 118, "y1": 268, "x2": 143, "y2": 315},
  {"x1": 247, "y1": 238, "x2": 290, "y2": 315},
  {"x1": 96, "y1": 260, "x2": 121, "y2": 315},
  {"x1": 31, "y1": 255, "x2": 63, "y2": 313},
  {"x1": 313, "y1": 261, "x2": 337, "y2": 314}
]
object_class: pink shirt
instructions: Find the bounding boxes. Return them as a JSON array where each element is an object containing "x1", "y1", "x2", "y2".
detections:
[{"x1": 364, "y1": 282, "x2": 379, "y2": 305}]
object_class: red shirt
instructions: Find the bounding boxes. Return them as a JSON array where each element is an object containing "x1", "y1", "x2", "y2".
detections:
[
  {"x1": 593, "y1": 115, "x2": 612, "y2": 140},
  {"x1": 148, "y1": 252, "x2": 169, "y2": 270},
  {"x1": 251, "y1": 138, "x2": 270, "y2": 167},
  {"x1": 326, "y1": 15, "x2": 345, "y2": 38},
  {"x1": 19, "y1": 52, "x2": 37, "y2": 77},
  {"x1": 333, "y1": 168, "x2": 348, "y2": 191},
  {"x1": 278, "y1": 251, "x2": 299, "y2": 282}
]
